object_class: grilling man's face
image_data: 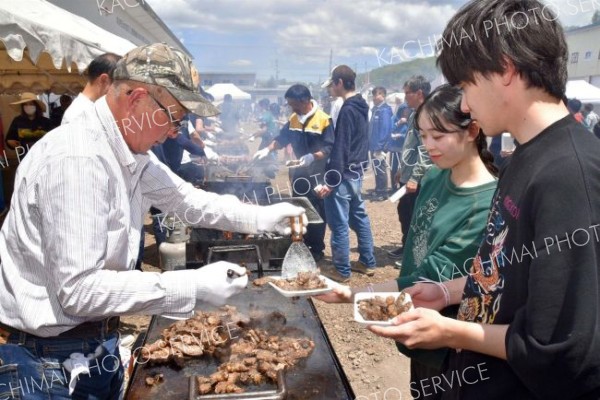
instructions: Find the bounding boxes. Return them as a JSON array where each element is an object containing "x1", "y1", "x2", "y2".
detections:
[{"x1": 286, "y1": 98, "x2": 311, "y2": 116}]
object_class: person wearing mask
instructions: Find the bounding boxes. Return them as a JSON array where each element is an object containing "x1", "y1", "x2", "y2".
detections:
[
  {"x1": 6, "y1": 92, "x2": 52, "y2": 158},
  {"x1": 62, "y1": 52, "x2": 121, "y2": 124}
]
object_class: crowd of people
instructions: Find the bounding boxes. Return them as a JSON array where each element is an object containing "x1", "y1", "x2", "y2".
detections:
[{"x1": 0, "y1": 0, "x2": 599, "y2": 398}]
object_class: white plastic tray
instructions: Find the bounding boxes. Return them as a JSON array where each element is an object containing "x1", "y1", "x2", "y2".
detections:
[
  {"x1": 354, "y1": 292, "x2": 413, "y2": 326},
  {"x1": 268, "y1": 275, "x2": 335, "y2": 297}
]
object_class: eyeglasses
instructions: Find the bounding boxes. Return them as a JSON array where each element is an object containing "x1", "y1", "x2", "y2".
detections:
[{"x1": 148, "y1": 92, "x2": 184, "y2": 131}]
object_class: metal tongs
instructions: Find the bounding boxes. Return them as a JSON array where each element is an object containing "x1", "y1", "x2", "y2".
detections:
[{"x1": 236, "y1": 157, "x2": 260, "y2": 175}]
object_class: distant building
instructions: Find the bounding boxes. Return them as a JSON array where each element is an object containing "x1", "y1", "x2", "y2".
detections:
[
  {"x1": 566, "y1": 23, "x2": 600, "y2": 87},
  {"x1": 46, "y1": 0, "x2": 190, "y2": 56},
  {"x1": 201, "y1": 73, "x2": 257, "y2": 89}
]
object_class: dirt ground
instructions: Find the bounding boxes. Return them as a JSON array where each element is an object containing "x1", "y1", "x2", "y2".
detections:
[{"x1": 118, "y1": 119, "x2": 412, "y2": 399}]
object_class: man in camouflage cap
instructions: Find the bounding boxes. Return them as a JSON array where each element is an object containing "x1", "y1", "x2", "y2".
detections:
[
  {"x1": 0, "y1": 43, "x2": 305, "y2": 399},
  {"x1": 113, "y1": 43, "x2": 219, "y2": 118}
]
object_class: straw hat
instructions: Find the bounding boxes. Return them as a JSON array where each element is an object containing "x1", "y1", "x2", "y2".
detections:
[{"x1": 10, "y1": 92, "x2": 46, "y2": 113}]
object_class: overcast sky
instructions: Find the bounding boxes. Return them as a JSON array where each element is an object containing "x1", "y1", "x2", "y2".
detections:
[{"x1": 144, "y1": 0, "x2": 599, "y2": 84}]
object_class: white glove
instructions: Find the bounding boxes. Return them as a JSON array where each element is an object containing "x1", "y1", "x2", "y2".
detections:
[
  {"x1": 187, "y1": 120, "x2": 196, "y2": 134},
  {"x1": 297, "y1": 153, "x2": 315, "y2": 168},
  {"x1": 63, "y1": 345, "x2": 104, "y2": 395},
  {"x1": 203, "y1": 139, "x2": 216, "y2": 147},
  {"x1": 248, "y1": 136, "x2": 256, "y2": 142},
  {"x1": 253, "y1": 147, "x2": 270, "y2": 160},
  {"x1": 195, "y1": 261, "x2": 248, "y2": 306},
  {"x1": 373, "y1": 150, "x2": 386, "y2": 160},
  {"x1": 256, "y1": 203, "x2": 307, "y2": 236},
  {"x1": 204, "y1": 146, "x2": 219, "y2": 161}
]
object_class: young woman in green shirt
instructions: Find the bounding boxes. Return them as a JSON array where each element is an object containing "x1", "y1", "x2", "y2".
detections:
[{"x1": 316, "y1": 84, "x2": 498, "y2": 398}]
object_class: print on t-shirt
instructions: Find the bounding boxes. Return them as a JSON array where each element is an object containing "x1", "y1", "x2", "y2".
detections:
[{"x1": 458, "y1": 194, "x2": 510, "y2": 324}]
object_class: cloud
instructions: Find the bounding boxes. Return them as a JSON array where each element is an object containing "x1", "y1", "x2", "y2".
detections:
[
  {"x1": 229, "y1": 59, "x2": 253, "y2": 66},
  {"x1": 144, "y1": 0, "x2": 597, "y2": 81},
  {"x1": 146, "y1": 0, "x2": 459, "y2": 61}
]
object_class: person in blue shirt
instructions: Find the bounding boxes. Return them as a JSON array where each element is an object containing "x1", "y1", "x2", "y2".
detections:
[
  {"x1": 148, "y1": 112, "x2": 209, "y2": 250},
  {"x1": 388, "y1": 102, "x2": 412, "y2": 192},
  {"x1": 252, "y1": 98, "x2": 279, "y2": 150},
  {"x1": 369, "y1": 86, "x2": 393, "y2": 200}
]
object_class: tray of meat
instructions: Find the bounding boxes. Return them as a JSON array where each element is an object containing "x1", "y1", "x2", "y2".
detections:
[
  {"x1": 354, "y1": 292, "x2": 414, "y2": 326},
  {"x1": 265, "y1": 271, "x2": 335, "y2": 297}
]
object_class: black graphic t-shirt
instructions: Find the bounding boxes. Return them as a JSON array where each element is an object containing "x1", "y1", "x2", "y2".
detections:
[
  {"x1": 443, "y1": 116, "x2": 600, "y2": 400},
  {"x1": 6, "y1": 115, "x2": 52, "y2": 155}
]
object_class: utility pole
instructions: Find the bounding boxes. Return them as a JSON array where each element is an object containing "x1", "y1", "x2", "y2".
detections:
[{"x1": 329, "y1": 48, "x2": 333, "y2": 72}]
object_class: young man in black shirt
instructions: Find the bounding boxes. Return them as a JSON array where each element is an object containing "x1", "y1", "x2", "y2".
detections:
[{"x1": 369, "y1": 1, "x2": 600, "y2": 398}]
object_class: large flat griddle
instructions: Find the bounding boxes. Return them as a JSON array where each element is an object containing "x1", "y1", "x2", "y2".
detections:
[{"x1": 126, "y1": 284, "x2": 354, "y2": 400}]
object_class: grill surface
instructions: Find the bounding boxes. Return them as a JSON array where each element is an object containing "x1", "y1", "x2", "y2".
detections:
[{"x1": 125, "y1": 284, "x2": 355, "y2": 400}]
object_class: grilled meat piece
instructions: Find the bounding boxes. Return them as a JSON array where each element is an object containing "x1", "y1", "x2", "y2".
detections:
[
  {"x1": 144, "y1": 373, "x2": 164, "y2": 387},
  {"x1": 358, "y1": 293, "x2": 413, "y2": 321},
  {"x1": 273, "y1": 271, "x2": 327, "y2": 291}
]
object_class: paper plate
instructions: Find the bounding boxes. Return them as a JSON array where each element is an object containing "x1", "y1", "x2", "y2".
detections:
[
  {"x1": 268, "y1": 275, "x2": 335, "y2": 298},
  {"x1": 354, "y1": 292, "x2": 413, "y2": 326}
]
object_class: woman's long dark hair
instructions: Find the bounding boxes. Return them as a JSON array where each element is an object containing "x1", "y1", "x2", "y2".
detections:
[{"x1": 414, "y1": 84, "x2": 498, "y2": 177}]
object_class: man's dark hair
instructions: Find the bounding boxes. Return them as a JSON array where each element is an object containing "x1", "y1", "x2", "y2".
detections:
[
  {"x1": 404, "y1": 76, "x2": 431, "y2": 96},
  {"x1": 584, "y1": 103, "x2": 594, "y2": 112},
  {"x1": 285, "y1": 84, "x2": 312, "y2": 102},
  {"x1": 332, "y1": 65, "x2": 356, "y2": 91},
  {"x1": 568, "y1": 99, "x2": 582, "y2": 114},
  {"x1": 258, "y1": 98, "x2": 270, "y2": 109},
  {"x1": 372, "y1": 86, "x2": 387, "y2": 96},
  {"x1": 86, "y1": 53, "x2": 121, "y2": 82},
  {"x1": 437, "y1": 0, "x2": 567, "y2": 99},
  {"x1": 269, "y1": 103, "x2": 281, "y2": 117},
  {"x1": 59, "y1": 94, "x2": 72, "y2": 107},
  {"x1": 224, "y1": 94, "x2": 232, "y2": 102}
]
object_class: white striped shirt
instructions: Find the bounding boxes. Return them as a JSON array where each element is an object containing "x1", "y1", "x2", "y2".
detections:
[
  {"x1": 61, "y1": 93, "x2": 94, "y2": 125},
  {"x1": 0, "y1": 97, "x2": 260, "y2": 337}
]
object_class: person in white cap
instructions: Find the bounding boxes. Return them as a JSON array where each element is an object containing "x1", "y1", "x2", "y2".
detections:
[
  {"x1": 0, "y1": 43, "x2": 305, "y2": 399},
  {"x1": 322, "y1": 67, "x2": 344, "y2": 129}
]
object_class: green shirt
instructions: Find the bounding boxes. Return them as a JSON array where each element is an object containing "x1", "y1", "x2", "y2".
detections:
[
  {"x1": 397, "y1": 167, "x2": 497, "y2": 289},
  {"x1": 395, "y1": 167, "x2": 497, "y2": 368}
]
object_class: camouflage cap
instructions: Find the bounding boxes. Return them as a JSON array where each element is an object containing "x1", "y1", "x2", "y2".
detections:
[{"x1": 113, "y1": 43, "x2": 219, "y2": 117}]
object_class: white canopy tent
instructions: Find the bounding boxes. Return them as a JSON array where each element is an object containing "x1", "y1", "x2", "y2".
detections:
[
  {"x1": 0, "y1": 0, "x2": 136, "y2": 94},
  {"x1": 566, "y1": 80, "x2": 600, "y2": 105},
  {"x1": 206, "y1": 83, "x2": 251, "y2": 103},
  {"x1": 386, "y1": 92, "x2": 405, "y2": 105}
]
